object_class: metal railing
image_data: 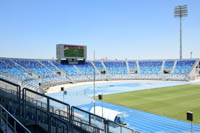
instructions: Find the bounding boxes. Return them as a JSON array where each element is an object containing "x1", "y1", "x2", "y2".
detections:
[
  {"x1": 23, "y1": 87, "x2": 70, "y2": 133},
  {"x1": 0, "y1": 104, "x2": 31, "y2": 133},
  {"x1": 71, "y1": 106, "x2": 106, "y2": 133},
  {"x1": 0, "y1": 78, "x2": 140, "y2": 133},
  {"x1": 71, "y1": 106, "x2": 137, "y2": 133}
]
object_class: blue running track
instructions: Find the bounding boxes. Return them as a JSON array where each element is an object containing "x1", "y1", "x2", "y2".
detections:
[
  {"x1": 47, "y1": 81, "x2": 200, "y2": 132},
  {"x1": 78, "y1": 101, "x2": 200, "y2": 133}
]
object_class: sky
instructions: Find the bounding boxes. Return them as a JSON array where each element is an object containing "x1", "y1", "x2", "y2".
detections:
[{"x1": 0, "y1": 0, "x2": 199, "y2": 60}]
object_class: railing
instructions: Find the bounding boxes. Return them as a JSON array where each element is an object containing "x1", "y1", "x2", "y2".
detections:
[
  {"x1": 23, "y1": 104, "x2": 68, "y2": 133},
  {"x1": 0, "y1": 78, "x2": 140, "y2": 133},
  {"x1": 71, "y1": 106, "x2": 106, "y2": 133},
  {"x1": 23, "y1": 87, "x2": 70, "y2": 133},
  {"x1": 0, "y1": 78, "x2": 21, "y2": 115},
  {"x1": 71, "y1": 106, "x2": 137, "y2": 133},
  {"x1": 107, "y1": 120, "x2": 141, "y2": 133},
  {"x1": 0, "y1": 104, "x2": 31, "y2": 133}
]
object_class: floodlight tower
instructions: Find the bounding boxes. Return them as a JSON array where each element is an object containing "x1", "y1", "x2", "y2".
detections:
[
  {"x1": 93, "y1": 50, "x2": 96, "y2": 114},
  {"x1": 174, "y1": 5, "x2": 188, "y2": 59}
]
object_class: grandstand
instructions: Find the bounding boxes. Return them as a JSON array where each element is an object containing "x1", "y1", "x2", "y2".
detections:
[
  {"x1": 0, "y1": 57, "x2": 200, "y2": 133},
  {"x1": 0, "y1": 57, "x2": 199, "y2": 91},
  {"x1": 0, "y1": 56, "x2": 199, "y2": 92}
]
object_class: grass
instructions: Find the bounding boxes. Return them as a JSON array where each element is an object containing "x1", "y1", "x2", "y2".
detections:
[{"x1": 101, "y1": 84, "x2": 200, "y2": 124}]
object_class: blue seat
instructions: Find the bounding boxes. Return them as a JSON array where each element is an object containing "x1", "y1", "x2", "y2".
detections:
[
  {"x1": 93, "y1": 61, "x2": 105, "y2": 71},
  {"x1": 173, "y1": 60, "x2": 196, "y2": 74},
  {"x1": 13, "y1": 59, "x2": 55, "y2": 77},
  {"x1": 128, "y1": 61, "x2": 138, "y2": 71},
  {"x1": 139, "y1": 61, "x2": 162, "y2": 74},
  {"x1": 103, "y1": 61, "x2": 128, "y2": 74},
  {"x1": 41, "y1": 60, "x2": 59, "y2": 71},
  {"x1": 75, "y1": 61, "x2": 97, "y2": 76},
  {"x1": 52, "y1": 61, "x2": 82, "y2": 80},
  {"x1": 0, "y1": 60, "x2": 30, "y2": 80},
  {"x1": 164, "y1": 60, "x2": 174, "y2": 71}
]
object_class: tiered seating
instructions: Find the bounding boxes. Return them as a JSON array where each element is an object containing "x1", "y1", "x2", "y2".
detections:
[
  {"x1": 164, "y1": 60, "x2": 174, "y2": 70},
  {"x1": 38, "y1": 60, "x2": 69, "y2": 85},
  {"x1": 52, "y1": 61, "x2": 82, "y2": 80},
  {"x1": 0, "y1": 59, "x2": 40, "y2": 88},
  {"x1": 90, "y1": 61, "x2": 107, "y2": 80},
  {"x1": 128, "y1": 61, "x2": 138, "y2": 71},
  {"x1": 103, "y1": 61, "x2": 128, "y2": 74},
  {"x1": 52, "y1": 61, "x2": 80, "y2": 75},
  {"x1": 13, "y1": 59, "x2": 54, "y2": 77},
  {"x1": 0, "y1": 60, "x2": 29, "y2": 80},
  {"x1": 0, "y1": 59, "x2": 69, "y2": 87},
  {"x1": 0, "y1": 57, "x2": 198, "y2": 83},
  {"x1": 173, "y1": 60, "x2": 196, "y2": 74},
  {"x1": 0, "y1": 58, "x2": 28, "y2": 73},
  {"x1": 40, "y1": 60, "x2": 59, "y2": 72},
  {"x1": 93, "y1": 61, "x2": 105, "y2": 72},
  {"x1": 139, "y1": 61, "x2": 162, "y2": 74},
  {"x1": 75, "y1": 61, "x2": 95, "y2": 75}
]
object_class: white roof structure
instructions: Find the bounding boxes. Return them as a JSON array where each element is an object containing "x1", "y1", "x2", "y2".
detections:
[{"x1": 90, "y1": 106, "x2": 124, "y2": 122}]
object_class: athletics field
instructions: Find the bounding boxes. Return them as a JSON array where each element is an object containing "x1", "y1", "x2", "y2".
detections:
[{"x1": 102, "y1": 84, "x2": 200, "y2": 124}]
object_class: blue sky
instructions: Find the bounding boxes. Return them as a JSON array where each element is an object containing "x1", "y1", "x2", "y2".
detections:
[{"x1": 0, "y1": 0, "x2": 199, "y2": 60}]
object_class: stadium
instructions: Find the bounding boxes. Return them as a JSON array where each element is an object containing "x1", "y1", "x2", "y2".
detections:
[
  {"x1": 0, "y1": 48, "x2": 200, "y2": 133},
  {"x1": 1, "y1": 1, "x2": 200, "y2": 133}
]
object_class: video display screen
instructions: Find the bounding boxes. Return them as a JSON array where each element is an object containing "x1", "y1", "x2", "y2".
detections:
[{"x1": 64, "y1": 45, "x2": 85, "y2": 58}]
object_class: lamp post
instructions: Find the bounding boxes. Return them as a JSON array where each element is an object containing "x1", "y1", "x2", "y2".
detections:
[
  {"x1": 174, "y1": 5, "x2": 188, "y2": 59},
  {"x1": 93, "y1": 50, "x2": 96, "y2": 114}
]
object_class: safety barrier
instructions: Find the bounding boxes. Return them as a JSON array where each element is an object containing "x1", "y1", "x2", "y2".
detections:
[{"x1": 0, "y1": 78, "x2": 139, "y2": 133}]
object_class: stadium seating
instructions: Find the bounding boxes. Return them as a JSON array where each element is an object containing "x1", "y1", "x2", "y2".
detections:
[
  {"x1": 0, "y1": 60, "x2": 30, "y2": 81},
  {"x1": 92, "y1": 61, "x2": 105, "y2": 71},
  {"x1": 13, "y1": 59, "x2": 55, "y2": 77},
  {"x1": 0, "y1": 58, "x2": 69, "y2": 89},
  {"x1": 75, "y1": 61, "x2": 94, "y2": 75},
  {"x1": 51, "y1": 61, "x2": 83, "y2": 80},
  {"x1": 40, "y1": 60, "x2": 59, "y2": 72},
  {"x1": 0, "y1": 57, "x2": 198, "y2": 89},
  {"x1": 139, "y1": 61, "x2": 162, "y2": 74},
  {"x1": 0, "y1": 57, "x2": 199, "y2": 132},
  {"x1": 164, "y1": 60, "x2": 174, "y2": 71},
  {"x1": 0, "y1": 58, "x2": 28, "y2": 73},
  {"x1": 173, "y1": 60, "x2": 196, "y2": 74},
  {"x1": 75, "y1": 61, "x2": 100, "y2": 80},
  {"x1": 88, "y1": 61, "x2": 108, "y2": 80},
  {"x1": 103, "y1": 61, "x2": 128, "y2": 74},
  {"x1": 128, "y1": 61, "x2": 138, "y2": 72}
]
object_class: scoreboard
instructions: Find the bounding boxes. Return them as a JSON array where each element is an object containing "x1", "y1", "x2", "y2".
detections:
[{"x1": 56, "y1": 44, "x2": 87, "y2": 64}]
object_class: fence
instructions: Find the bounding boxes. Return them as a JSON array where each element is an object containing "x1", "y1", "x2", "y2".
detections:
[
  {"x1": 0, "y1": 104, "x2": 31, "y2": 133},
  {"x1": 0, "y1": 77, "x2": 139, "y2": 133}
]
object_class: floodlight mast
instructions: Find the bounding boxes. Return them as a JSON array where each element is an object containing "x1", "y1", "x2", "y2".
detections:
[
  {"x1": 174, "y1": 5, "x2": 188, "y2": 59},
  {"x1": 93, "y1": 50, "x2": 96, "y2": 114}
]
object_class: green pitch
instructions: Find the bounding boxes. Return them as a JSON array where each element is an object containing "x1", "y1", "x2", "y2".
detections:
[
  {"x1": 64, "y1": 48, "x2": 84, "y2": 57},
  {"x1": 102, "y1": 84, "x2": 200, "y2": 124}
]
